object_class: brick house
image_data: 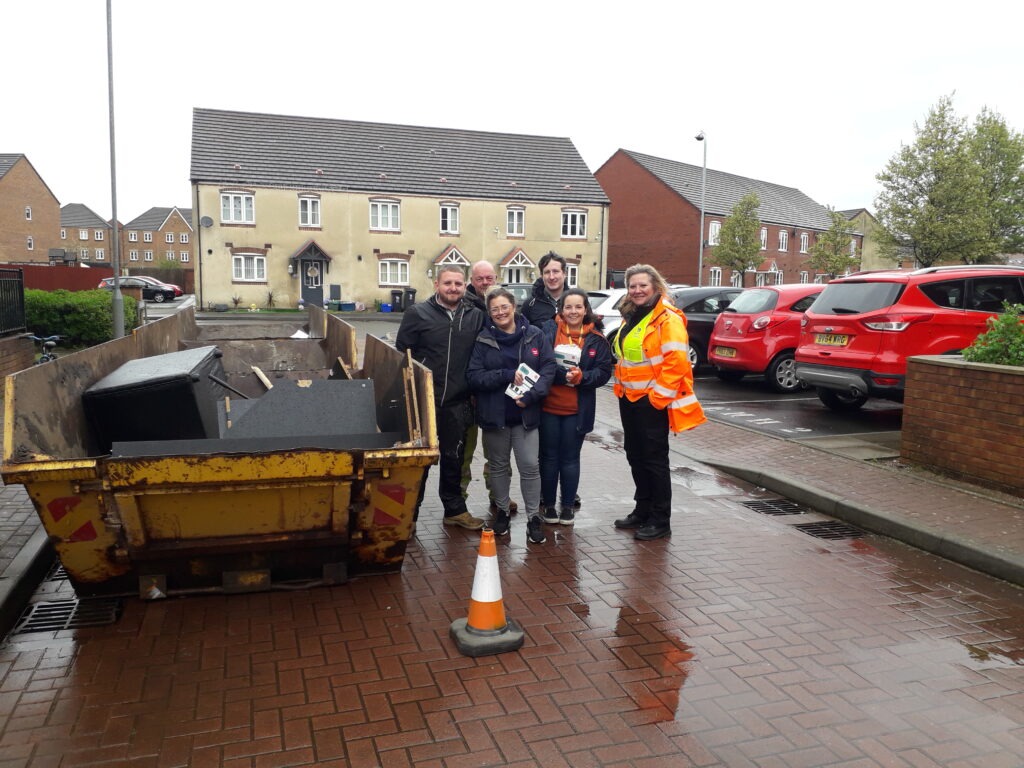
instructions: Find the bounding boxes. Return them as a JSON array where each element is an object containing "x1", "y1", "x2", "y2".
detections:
[
  {"x1": 189, "y1": 108, "x2": 609, "y2": 309},
  {"x1": 59, "y1": 203, "x2": 114, "y2": 267},
  {"x1": 121, "y1": 206, "x2": 194, "y2": 271},
  {"x1": 596, "y1": 149, "x2": 862, "y2": 287},
  {"x1": 0, "y1": 154, "x2": 61, "y2": 265}
]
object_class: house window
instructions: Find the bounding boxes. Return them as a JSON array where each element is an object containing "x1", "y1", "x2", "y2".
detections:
[
  {"x1": 180, "y1": 233, "x2": 189, "y2": 244},
  {"x1": 144, "y1": 232, "x2": 153, "y2": 242},
  {"x1": 507, "y1": 207, "x2": 525, "y2": 236},
  {"x1": 370, "y1": 200, "x2": 400, "y2": 231},
  {"x1": 165, "y1": 250, "x2": 176, "y2": 260},
  {"x1": 800, "y1": 233, "x2": 809, "y2": 253},
  {"x1": 221, "y1": 192, "x2": 255, "y2": 224},
  {"x1": 567, "y1": 264, "x2": 578, "y2": 287},
  {"x1": 814, "y1": 273, "x2": 827, "y2": 284},
  {"x1": 144, "y1": 250, "x2": 153, "y2": 261},
  {"x1": 129, "y1": 250, "x2": 139, "y2": 261},
  {"x1": 94, "y1": 230, "x2": 104, "y2": 241},
  {"x1": 379, "y1": 259, "x2": 409, "y2": 285},
  {"x1": 79, "y1": 229, "x2": 88, "y2": 240},
  {"x1": 756, "y1": 272, "x2": 767, "y2": 287},
  {"x1": 180, "y1": 251, "x2": 189, "y2": 263},
  {"x1": 61, "y1": 229, "x2": 66, "y2": 240},
  {"x1": 25, "y1": 206, "x2": 32, "y2": 220},
  {"x1": 80, "y1": 248, "x2": 89, "y2": 259},
  {"x1": 233, "y1": 253, "x2": 266, "y2": 281},
  {"x1": 128, "y1": 231, "x2": 138, "y2": 242},
  {"x1": 708, "y1": 221, "x2": 721, "y2": 246},
  {"x1": 778, "y1": 230, "x2": 789, "y2": 251},
  {"x1": 27, "y1": 236, "x2": 34, "y2": 251},
  {"x1": 561, "y1": 210, "x2": 587, "y2": 238},
  {"x1": 760, "y1": 227, "x2": 767, "y2": 250},
  {"x1": 165, "y1": 233, "x2": 174, "y2": 243},
  {"x1": 850, "y1": 238, "x2": 857, "y2": 255},
  {"x1": 799, "y1": 271, "x2": 809, "y2": 284},
  {"x1": 299, "y1": 196, "x2": 320, "y2": 227},
  {"x1": 730, "y1": 271, "x2": 742, "y2": 287},
  {"x1": 95, "y1": 248, "x2": 105, "y2": 260},
  {"x1": 439, "y1": 204, "x2": 459, "y2": 234},
  {"x1": 708, "y1": 267, "x2": 722, "y2": 286}
]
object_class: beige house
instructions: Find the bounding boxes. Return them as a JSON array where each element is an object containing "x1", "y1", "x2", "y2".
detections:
[
  {"x1": 190, "y1": 109, "x2": 609, "y2": 309},
  {"x1": 121, "y1": 206, "x2": 195, "y2": 270},
  {"x1": 0, "y1": 154, "x2": 61, "y2": 264},
  {"x1": 839, "y1": 208, "x2": 895, "y2": 271}
]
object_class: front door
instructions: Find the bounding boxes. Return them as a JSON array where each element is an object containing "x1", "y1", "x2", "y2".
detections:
[
  {"x1": 505, "y1": 266, "x2": 526, "y2": 283},
  {"x1": 301, "y1": 260, "x2": 324, "y2": 306}
]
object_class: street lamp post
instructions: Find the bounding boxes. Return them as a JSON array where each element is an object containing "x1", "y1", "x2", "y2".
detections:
[{"x1": 695, "y1": 131, "x2": 706, "y2": 287}]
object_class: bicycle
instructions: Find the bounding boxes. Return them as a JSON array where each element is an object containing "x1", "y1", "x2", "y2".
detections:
[{"x1": 28, "y1": 335, "x2": 61, "y2": 365}]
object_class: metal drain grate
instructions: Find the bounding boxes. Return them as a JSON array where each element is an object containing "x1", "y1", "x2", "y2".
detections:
[
  {"x1": 792, "y1": 521, "x2": 865, "y2": 540},
  {"x1": 741, "y1": 499, "x2": 805, "y2": 516},
  {"x1": 46, "y1": 561, "x2": 69, "y2": 581},
  {"x1": 13, "y1": 599, "x2": 123, "y2": 634}
]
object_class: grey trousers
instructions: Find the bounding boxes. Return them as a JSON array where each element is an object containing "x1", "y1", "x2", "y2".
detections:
[{"x1": 481, "y1": 425, "x2": 541, "y2": 518}]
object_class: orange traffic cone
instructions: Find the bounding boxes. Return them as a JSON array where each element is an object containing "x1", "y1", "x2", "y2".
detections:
[{"x1": 450, "y1": 528, "x2": 524, "y2": 657}]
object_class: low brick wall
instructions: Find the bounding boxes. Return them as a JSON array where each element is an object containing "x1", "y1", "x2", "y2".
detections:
[
  {"x1": 0, "y1": 335, "x2": 34, "y2": 384},
  {"x1": 901, "y1": 355, "x2": 1024, "y2": 497}
]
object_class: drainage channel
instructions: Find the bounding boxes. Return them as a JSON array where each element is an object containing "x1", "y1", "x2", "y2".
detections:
[
  {"x1": 739, "y1": 498, "x2": 866, "y2": 540},
  {"x1": 9, "y1": 560, "x2": 123, "y2": 636}
]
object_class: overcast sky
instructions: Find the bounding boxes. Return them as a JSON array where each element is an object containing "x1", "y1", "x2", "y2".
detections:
[{"x1": 5, "y1": 1, "x2": 1022, "y2": 223}]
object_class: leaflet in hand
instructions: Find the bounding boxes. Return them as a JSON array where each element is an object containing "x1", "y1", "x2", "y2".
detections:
[
  {"x1": 553, "y1": 343, "x2": 581, "y2": 371},
  {"x1": 505, "y1": 363, "x2": 540, "y2": 399}
]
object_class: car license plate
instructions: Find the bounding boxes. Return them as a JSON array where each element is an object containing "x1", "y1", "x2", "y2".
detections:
[
  {"x1": 714, "y1": 346, "x2": 737, "y2": 358},
  {"x1": 815, "y1": 333, "x2": 848, "y2": 346}
]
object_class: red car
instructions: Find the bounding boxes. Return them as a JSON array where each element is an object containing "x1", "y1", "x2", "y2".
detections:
[
  {"x1": 795, "y1": 265, "x2": 1024, "y2": 410},
  {"x1": 709, "y1": 283, "x2": 823, "y2": 393}
]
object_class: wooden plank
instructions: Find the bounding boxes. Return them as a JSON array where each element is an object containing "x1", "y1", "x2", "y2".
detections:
[{"x1": 251, "y1": 366, "x2": 274, "y2": 390}]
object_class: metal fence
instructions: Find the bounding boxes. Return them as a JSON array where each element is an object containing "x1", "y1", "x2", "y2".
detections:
[{"x1": 0, "y1": 268, "x2": 26, "y2": 336}]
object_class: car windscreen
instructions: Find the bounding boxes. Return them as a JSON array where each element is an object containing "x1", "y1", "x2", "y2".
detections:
[
  {"x1": 808, "y1": 282, "x2": 904, "y2": 315},
  {"x1": 726, "y1": 289, "x2": 778, "y2": 314}
]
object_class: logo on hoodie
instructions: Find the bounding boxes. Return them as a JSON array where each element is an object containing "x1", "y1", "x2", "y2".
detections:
[{"x1": 531, "y1": 348, "x2": 538, "y2": 356}]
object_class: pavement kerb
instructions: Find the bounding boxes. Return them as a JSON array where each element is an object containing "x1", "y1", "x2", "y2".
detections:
[
  {"x1": 699, "y1": 457, "x2": 1024, "y2": 587},
  {"x1": 0, "y1": 528, "x2": 53, "y2": 640}
]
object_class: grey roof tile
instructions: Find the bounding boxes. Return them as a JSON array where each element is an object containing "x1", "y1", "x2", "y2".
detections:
[
  {"x1": 0, "y1": 154, "x2": 24, "y2": 180},
  {"x1": 124, "y1": 206, "x2": 193, "y2": 230},
  {"x1": 622, "y1": 149, "x2": 835, "y2": 230},
  {"x1": 60, "y1": 203, "x2": 112, "y2": 228},
  {"x1": 190, "y1": 108, "x2": 608, "y2": 205}
]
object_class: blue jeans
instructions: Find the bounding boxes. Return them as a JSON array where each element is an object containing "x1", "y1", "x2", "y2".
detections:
[{"x1": 539, "y1": 411, "x2": 585, "y2": 509}]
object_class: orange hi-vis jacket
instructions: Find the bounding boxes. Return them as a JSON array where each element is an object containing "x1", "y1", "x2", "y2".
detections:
[{"x1": 613, "y1": 297, "x2": 707, "y2": 433}]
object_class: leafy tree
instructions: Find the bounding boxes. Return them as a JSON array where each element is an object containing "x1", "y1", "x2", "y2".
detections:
[
  {"x1": 807, "y1": 208, "x2": 861, "y2": 277},
  {"x1": 874, "y1": 95, "x2": 1014, "y2": 267},
  {"x1": 707, "y1": 192, "x2": 762, "y2": 284}
]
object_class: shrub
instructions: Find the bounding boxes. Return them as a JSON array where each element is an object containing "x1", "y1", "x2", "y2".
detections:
[
  {"x1": 25, "y1": 289, "x2": 140, "y2": 346},
  {"x1": 961, "y1": 302, "x2": 1024, "y2": 367}
]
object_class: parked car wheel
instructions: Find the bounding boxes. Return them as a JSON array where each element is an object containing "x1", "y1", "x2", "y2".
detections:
[
  {"x1": 817, "y1": 387, "x2": 868, "y2": 412},
  {"x1": 688, "y1": 340, "x2": 705, "y2": 370},
  {"x1": 715, "y1": 369, "x2": 745, "y2": 383},
  {"x1": 766, "y1": 351, "x2": 804, "y2": 393},
  {"x1": 152, "y1": 292, "x2": 166, "y2": 303}
]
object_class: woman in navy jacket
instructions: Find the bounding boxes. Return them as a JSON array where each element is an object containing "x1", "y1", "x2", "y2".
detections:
[
  {"x1": 467, "y1": 287, "x2": 556, "y2": 544},
  {"x1": 539, "y1": 289, "x2": 614, "y2": 525}
]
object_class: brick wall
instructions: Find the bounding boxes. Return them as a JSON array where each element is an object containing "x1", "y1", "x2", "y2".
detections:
[
  {"x1": 0, "y1": 335, "x2": 35, "y2": 382},
  {"x1": 0, "y1": 157, "x2": 61, "y2": 264},
  {"x1": 901, "y1": 356, "x2": 1024, "y2": 496}
]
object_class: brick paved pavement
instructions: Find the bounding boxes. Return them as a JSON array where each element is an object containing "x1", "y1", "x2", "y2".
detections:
[{"x1": 1, "y1": 388, "x2": 1023, "y2": 766}]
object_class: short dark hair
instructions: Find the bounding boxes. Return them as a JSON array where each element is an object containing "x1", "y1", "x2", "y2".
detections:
[
  {"x1": 557, "y1": 288, "x2": 598, "y2": 327},
  {"x1": 538, "y1": 252, "x2": 567, "y2": 275},
  {"x1": 435, "y1": 264, "x2": 466, "y2": 280},
  {"x1": 485, "y1": 286, "x2": 516, "y2": 310}
]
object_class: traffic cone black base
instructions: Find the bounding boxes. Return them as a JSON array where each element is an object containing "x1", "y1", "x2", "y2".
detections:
[{"x1": 449, "y1": 617, "x2": 524, "y2": 657}]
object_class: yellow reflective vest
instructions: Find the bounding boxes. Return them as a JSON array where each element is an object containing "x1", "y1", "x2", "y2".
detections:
[{"x1": 613, "y1": 297, "x2": 706, "y2": 433}]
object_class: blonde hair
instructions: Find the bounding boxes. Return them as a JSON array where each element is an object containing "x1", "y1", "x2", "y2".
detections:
[{"x1": 618, "y1": 263, "x2": 670, "y2": 317}]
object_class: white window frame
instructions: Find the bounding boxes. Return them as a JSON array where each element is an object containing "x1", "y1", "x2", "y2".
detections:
[
  {"x1": 561, "y1": 210, "x2": 587, "y2": 239},
  {"x1": 850, "y1": 238, "x2": 857, "y2": 255},
  {"x1": 79, "y1": 229, "x2": 88, "y2": 240},
  {"x1": 299, "y1": 196, "x2": 321, "y2": 227},
  {"x1": 129, "y1": 250, "x2": 139, "y2": 262},
  {"x1": 80, "y1": 247, "x2": 89, "y2": 259},
  {"x1": 180, "y1": 233, "x2": 189, "y2": 244},
  {"x1": 756, "y1": 272, "x2": 767, "y2": 287},
  {"x1": 95, "y1": 248, "x2": 105, "y2": 260},
  {"x1": 800, "y1": 233, "x2": 809, "y2": 253},
  {"x1": 165, "y1": 233, "x2": 174, "y2": 243},
  {"x1": 25, "y1": 206, "x2": 32, "y2": 221},
  {"x1": 730, "y1": 271, "x2": 743, "y2": 287},
  {"x1": 567, "y1": 264, "x2": 579, "y2": 287},
  {"x1": 232, "y1": 253, "x2": 266, "y2": 282},
  {"x1": 799, "y1": 271, "x2": 809, "y2": 284},
  {"x1": 378, "y1": 259, "x2": 409, "y2": 285},
  {"x1": 507, "y1": 207, "x2": 525, "y2": 237},
  {"x1": 180, "y1": 251, "x2": 190, "y2": 263},
  {"x1": 94, "y1": 230, "x2": 104, "y2": 241},
  {"x1": 221, "y1": 192, "x2": 255, "y2": 224},
  {"x1": 369, "y1": 200, "x2": 400, "y2": 231},
  {"x1": 708, "y1": 221, "x2": 721, "y2": 246},
  {"x1": 128, "y1": 231, "x2": 138, "y2": 242},
  {"x1": 778, "y1": 230, "x2": 789, "y2": 251},
  {"x1": 60, "y1": 229, "x2": 66, "y2": 240},
  {"x1": 144, "y1": 250, "x2": 153, "y2": 261},
  {"x1": 760, "y1": 227, "x2": 767, "y2": 250},
  {"x1": 439, "y1": 204, "x2": 460, "y2": 234},
  {"x1": 144, "y1": 232, "x2": 153, "y2": 242},
  {"x1": 814, "y1": 273, "x2": 827, "y2": 284},
  {"x1": 165, "y1": 250, "x2": 176, "y2": 260},
  {"x1": 708, "y1": 267, "x2": 722, "y2": 286},
  {"x1": 27, "y1": 236, "x2": 34, "y2": 251}
]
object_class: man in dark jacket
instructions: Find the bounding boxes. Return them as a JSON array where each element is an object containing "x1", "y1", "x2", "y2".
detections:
[
  {"x1": 396, "y1": 265, "x2": 485, "y2": 529},
  {"x1": 522, "y1": 252, "x2": 568, "y2": 327}
]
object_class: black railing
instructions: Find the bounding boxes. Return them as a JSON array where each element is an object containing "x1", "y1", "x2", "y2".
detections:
[{"x1": 1, "y1": 268, "x2": 27, "y2": 336}]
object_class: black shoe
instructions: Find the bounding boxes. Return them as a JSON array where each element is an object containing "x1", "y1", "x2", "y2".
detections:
[
  {"x1": 573, "y1": 494, "x2": 581, "y2": 511},
  {"x1": 558, "y1": 506, "x2": 575, "y2": 526},
  {"x1": 614, "y1": 511, "x2": 645, "y2": 529},
  {"x1": 634, "y1": 524, "x2": 671, "y2": 541},
  {"x1": 542, "y1": 506, "x2": 560, "y2": 524},
  {"x1": 527, "y1": 515, "x2": 546, "y2": 544},
  {"x1": 491, "y1": 512, "x2": 511, "y2": 536}
]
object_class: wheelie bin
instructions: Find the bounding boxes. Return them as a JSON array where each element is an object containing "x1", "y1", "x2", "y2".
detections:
[{"x1": 390, "y1": 288, "x2": 404, "y2": 312}]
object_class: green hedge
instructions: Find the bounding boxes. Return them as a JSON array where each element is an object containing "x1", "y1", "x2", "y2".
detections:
[{"x1": 24, "y1": 289, "x2": 140, "y2": 346}]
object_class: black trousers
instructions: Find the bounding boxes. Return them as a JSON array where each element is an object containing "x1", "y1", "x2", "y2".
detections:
[
  {"x1": 618, "y1": 395, "x2": 672, "y2": 527},
  {"x1": 416, "y1": 398, "x2": 474, "y2": 519}
]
